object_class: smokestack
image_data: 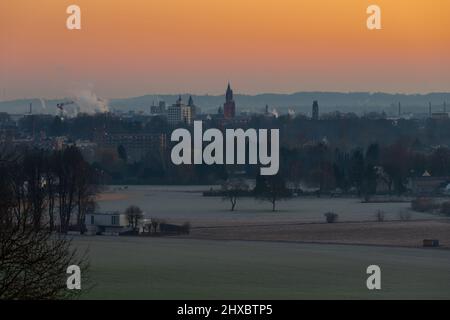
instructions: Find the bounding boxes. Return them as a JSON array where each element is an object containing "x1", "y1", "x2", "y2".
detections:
[
  {"x1": 444, "y1": 102, "x2": 447, "y2": 113},
  {"x1": 398, "y1": 102, "x2": 401, "y2": 116},
  {"x1": 429, "y1": 102, "x2": 432, "y2": 117},
  {"x1": 31, "y1": 103, "x2": 35, "y2": 140},
  {"x1": 312, "y1": 100, "x2": 319, "y2": 120}
]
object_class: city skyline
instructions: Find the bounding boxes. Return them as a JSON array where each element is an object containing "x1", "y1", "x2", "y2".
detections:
[{"x1": 1, "y1": 0, "x2": 450, "y2": 101}]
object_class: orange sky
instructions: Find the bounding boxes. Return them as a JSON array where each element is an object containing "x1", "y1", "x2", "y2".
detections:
[{"x1": 1, "y1": 0, "x2": 449, "y2": 100}]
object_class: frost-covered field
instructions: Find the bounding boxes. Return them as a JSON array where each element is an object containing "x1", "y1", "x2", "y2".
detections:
[
  {"x1": 85, "y1": 185, "x2": 450, "y2": 299},
  {"x1": 97, "y1": 185, "x2": 439, "y2": 227}
]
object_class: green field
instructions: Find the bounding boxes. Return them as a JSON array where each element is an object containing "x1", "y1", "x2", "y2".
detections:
[{"x1": 75, "y1": 236, "x2": 450, "y2": 300}]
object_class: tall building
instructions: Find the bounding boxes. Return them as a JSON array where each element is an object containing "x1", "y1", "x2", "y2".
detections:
[
  {"x1": 223, "y1": 83, "x2": 236, "y2": 119},
  {"x1": 167, "y1": 96, "x2": 195, "y2": 126},
  {"x1": 312, "y1": 100, "x2": 319, "y2": 120},
  {"x1": 150, "y1": 101, "x2": 166, "y2": 115},
  {"x1": 167, "y1": 96, "x2": 182, "y2": 125},
  {"x1": 187, "y1": 95, "x2": 199, "y2": 116},
  {"x1": 188, "y1": 96, "x2": 194, "y2": 107}
]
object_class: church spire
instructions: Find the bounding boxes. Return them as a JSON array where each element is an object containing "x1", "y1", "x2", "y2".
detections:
[
  {"x1": 226, "y1": 83, "x2": 234, "y2": 103},
  {"x1": 223, "y1": 82, "x2": 236, "y2": 119}
]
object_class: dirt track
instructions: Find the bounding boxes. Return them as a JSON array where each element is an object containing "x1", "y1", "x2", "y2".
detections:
[{"x1": 187, "y1": 220, "x2": 450, "y2": 249}]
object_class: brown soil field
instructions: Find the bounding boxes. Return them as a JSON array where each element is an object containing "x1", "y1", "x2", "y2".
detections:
[
  {"x1": 96, "y1": 192, "x2": 129, "y2": 202},
  {"x1": 187, "y1": 220, "x2": 450, "y2": 249}
]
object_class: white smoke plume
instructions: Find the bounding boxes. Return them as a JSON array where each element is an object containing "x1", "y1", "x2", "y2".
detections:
[
  {"x1": 271, "y1": 108, "x2": 279, "y2": 118},
  {"x1": 63, "y1": 89, "x2": 109, "y2": 116},
  {"x1": 288, "y1": 108, "x2": 296, "y2": 117},
  {"x1": 39, "y1": 98, "x2": 47, "y2": 110},
  {"x1": 74, "y1": 89, "x2": 109, "y2": 114}
]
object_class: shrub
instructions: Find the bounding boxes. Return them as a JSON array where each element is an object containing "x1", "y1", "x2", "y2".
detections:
[
  {"x1": 375, "y1": 210, "x2": 385, "y2": 222},
  {"x1": 324, "y1": 212, "x2": 339, "y2": 223},
  {"x1": 411, "y1": 197, "x2": 438, "y2": 213},
  {"x1": 181, "y1": 222, "x2": 191, "y2": 234},
  {"x1": 440, "y1": 201, "x2": 450, "y2": 216}
]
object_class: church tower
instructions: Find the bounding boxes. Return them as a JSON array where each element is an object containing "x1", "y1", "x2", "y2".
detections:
[{"x1": 223, "y1": 83, "x2": 236, "y2": 119}]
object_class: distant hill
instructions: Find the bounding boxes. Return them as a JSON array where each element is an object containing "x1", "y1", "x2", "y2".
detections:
[{"x1": 1, "y1": 92, "x2": 450, "y2": 116}]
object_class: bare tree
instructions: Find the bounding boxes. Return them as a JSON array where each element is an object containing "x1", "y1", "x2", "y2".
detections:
[
  {"x1": 44, "y1": 152, "x2": 58, "y2": 231},
  {"x1": 221, "y1": 178, "x2": 249, "y2": 211},
  {"x1": 54, "y1": 147, "x2": 81, "y2": 233},
  {"x1": 254, "y1": 174, "x2": 292, "y2": 212},
  {"x1": 0, "y1": 149, "x2": 89, "y2": 299},
  {"x1": 150, "y1": 218, "x2": 160, "y2": 233},
  {"x1": 50, "y1": 146, "x2": 101, "y2": 233},
  {"x1": 75, "y1": 162, "x2": 100, "y2": 233},
  {"x1": 125, "y1": 205, "x2": 143, "y2": 230},
  {"x1": 0, "y1": 224, "x2": 89, "y2": 299}
]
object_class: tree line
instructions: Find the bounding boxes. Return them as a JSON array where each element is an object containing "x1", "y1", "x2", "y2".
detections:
[
  {"x1": 1, "y1": 145, "x2": 102, "y2": 233},
  {"x1": 219, "y1": 141, "x2": 450, "y2": 212},
  {"x1": 280, "y1": 142, "x2": 450, "y2": 197},
  {"x1": 0, "y1": 145, "x2": 100, "y2": 299},
  {"x1": 8, "y1": 113, "x2": 450, "y2": 187}
]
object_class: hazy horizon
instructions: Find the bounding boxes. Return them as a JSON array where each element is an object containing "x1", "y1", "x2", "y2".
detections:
[{"x1": 3, "y1": 89, "x2": 450, "y2": 104}]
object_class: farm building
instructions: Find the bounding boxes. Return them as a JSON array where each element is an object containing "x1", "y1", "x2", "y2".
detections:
[{"x1": 85, "y1": 212, "x2": 131, "y2": 235}]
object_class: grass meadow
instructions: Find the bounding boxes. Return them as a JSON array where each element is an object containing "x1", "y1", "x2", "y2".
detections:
[{"x1": 76, "y1": 236, "x2": 450, "y2": 300}]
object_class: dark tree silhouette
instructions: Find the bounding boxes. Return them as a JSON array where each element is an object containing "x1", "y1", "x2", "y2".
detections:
[
  {"x1": 254, "y1": 174, "x2": 292, "y2": 212},
  {"x1": 364, "y1": 143, "x2": 380, "y2": 199},
  {"x1": 0, "y1": 148, "x2": 90, "y2": 299},
  {"x1": 350, "y1": 148, "x2": 365, "y2": 196},
  {"x1": 221, "y1": 178, "x2": 249, "y2": 211},
  {"x1": 125, "y1": 205, "x2": 143, "y2": 229},
  {"x1": 117, "y1": 145, "x2": 127, "y2": 163}
]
